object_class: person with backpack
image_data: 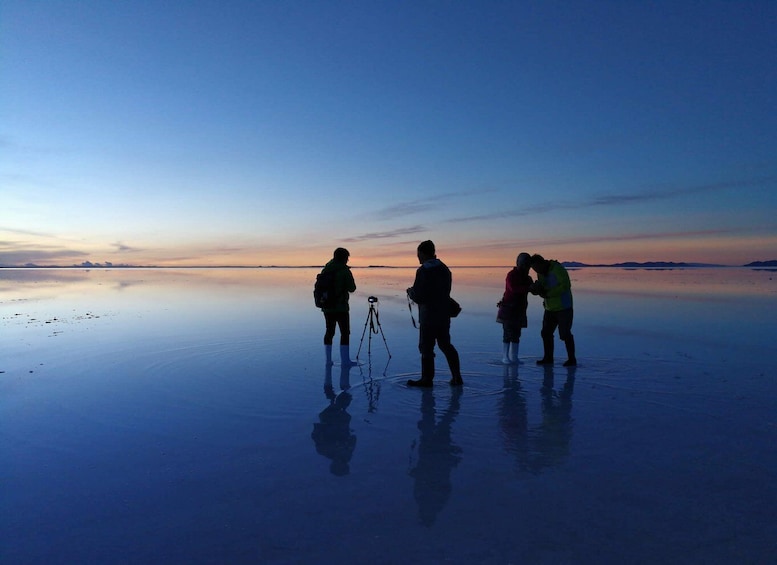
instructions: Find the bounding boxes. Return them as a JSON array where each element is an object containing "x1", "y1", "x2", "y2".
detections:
[{"x1": 318, "y1": 247, "x2": 357, "y2": 366}]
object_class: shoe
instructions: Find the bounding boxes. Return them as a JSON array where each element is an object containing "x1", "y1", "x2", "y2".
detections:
[
  {"x1": 536, "y1": 358, "x2": 554, "y2": 365},
  {"x1": 325, "y1": 344, "x2": 333, "y2": 366},
  {"x1": 407, "y1": 378, "x2": 433, "y2": 388},
  {"x1": 508, "y1": 342, "x2": 519, "y2": 364},
  {"x1": 563, "y1": 336, "x2": 576, "y2": 367},
  {"x1": 449, "y1": 376, "x2": 464, "y2": 386},
  {"x1": 339, "y1": 344, "x2": 358, "y2": 367},
  {"x1": 501, "y1": 342, "x2": 510, "y2": 364}
]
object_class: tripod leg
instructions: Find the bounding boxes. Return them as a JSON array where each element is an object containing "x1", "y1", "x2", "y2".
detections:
[
  {"x1": 378, "y1": 324, "x2": 391, "y2": 357},
  {"x1": 356, "y1": 309, "x2": 371, "y2": 359},
  {"x1": 373, "y1": 308, "x2": 391, "y2": 357},
  {"x1": 367, "y1": 306, "x2": 376, "y2": 356}
]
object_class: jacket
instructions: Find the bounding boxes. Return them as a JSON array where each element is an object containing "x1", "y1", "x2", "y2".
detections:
[
  {"x1": 499, "y1": 267, "x2": 532, "y2": 326},
  {"x1": 536, "y1": 260, "x2": 573, "y2": 312},
  {"x1": 321, "y1": 259, "x2": 356, "y2": 313},
  {"x1": 407, "y1": 258, "x2": 452, "y2": 325}
]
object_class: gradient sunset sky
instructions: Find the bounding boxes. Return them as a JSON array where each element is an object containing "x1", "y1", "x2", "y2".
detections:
[{"x1": 2, "y1": 1, "x2": 776, "y2": 267}]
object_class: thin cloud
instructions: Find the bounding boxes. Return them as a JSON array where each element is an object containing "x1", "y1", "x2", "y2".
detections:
[
  {"x1": 445, "y1": 176, "x2": 776, "y2": 223},
  {"x1": 550, "y1": 227, "x2": 740, "y2": 245},
  {"x1": 373, "y1": 188, "x2": 497, "y2": 220},
  {"x1": 112, "y1": 241, "x2": 139, "y2": 253},
  {"x1": 374, "y1": 200, "x2": 437, "y2": 219},
  {"x1": 461, "y1": 228, "x2": 743, "y2": 253},
  {"x1": 0, "y1": 226, "x2": 55, "y2": 238},
  {"x1": 341, "y1": 225, "x2": 427, "y2": 242}
]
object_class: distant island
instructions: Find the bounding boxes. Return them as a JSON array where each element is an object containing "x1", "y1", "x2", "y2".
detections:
[{"x1": 562, "y1": 261, "x2": 726, "y2": 268}]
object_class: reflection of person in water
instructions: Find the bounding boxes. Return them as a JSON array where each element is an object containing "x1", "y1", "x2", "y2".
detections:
[
  {"x1": 408, "y1": 388, "x2": 463, "y2": 526},
  {"x1": 497, "y1": 364, "x2": 530, "y2": 471},
  {"x1": 526, "y1": 365, "x2": 576, "y2": 473},
  {"x1": 312, "y1": 364, "x2": 356, "y2": 476}
]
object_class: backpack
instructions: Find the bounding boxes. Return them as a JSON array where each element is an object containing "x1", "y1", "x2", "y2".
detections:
[{"x1": 314, "y1": 270, "x2": 337, "y2": 309}]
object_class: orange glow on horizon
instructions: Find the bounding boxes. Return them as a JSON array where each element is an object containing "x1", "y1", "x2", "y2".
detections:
[{"x1": 2, "y1": 232, "x2": 775, "y2": 268}]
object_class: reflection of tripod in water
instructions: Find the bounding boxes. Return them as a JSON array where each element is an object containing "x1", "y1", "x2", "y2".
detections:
[{"x1": 356, "y1": 296, "x2": 391, "y2": 361}]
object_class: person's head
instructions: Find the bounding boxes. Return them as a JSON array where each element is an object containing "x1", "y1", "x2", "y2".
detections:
[
  {"x1": 516, "y1": 252, "x2": 531, "y2": 270},
  {"x1": 417, "y1": 240, "x2": 436, "y2": 263},
  {"x1": 333, "y1": 247, "x2": 350, "y2": 263},
  {"x1": 530, "y1": 253, "x2": 549, "y2": 275}
]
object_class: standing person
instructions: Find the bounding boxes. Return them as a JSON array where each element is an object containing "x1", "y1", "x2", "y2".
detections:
[
  {"x1": 406, "y1": 240, "x2": 463, "y2": 387},
  {"x1": 497, "y1": 252, "x2": 533, "y2": 364},
  {"x1": 529, "y1": 254, "x2": 577, "y2": 367},
  {"x1": 320, "y1": 247, "x2": 357, "y2": 366}
]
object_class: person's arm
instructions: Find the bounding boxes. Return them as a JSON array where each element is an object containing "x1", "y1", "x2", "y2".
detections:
[
  {"x1": 345, "y1": 268, "x2": 356, "y2": 293},
  {"x1": 501, "y1": 273, "x2": 514, "y2": 304},
  {"x1": 407, "y1": 269, "x2": 426, "y2": 303},
  {"x1": 529, "y1": 271, "x2": 545, "y2": 296},
  {"x1": 512, "y1": 272, "x2": 533, "y2": 297}
]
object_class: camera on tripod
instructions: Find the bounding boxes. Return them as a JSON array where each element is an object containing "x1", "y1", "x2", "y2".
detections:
[{"x1": 356, "y1": 295, "x2": 390, "y2": 361}]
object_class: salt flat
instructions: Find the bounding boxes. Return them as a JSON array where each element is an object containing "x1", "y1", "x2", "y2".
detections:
[{"x1": 2, "y1": 267, "x2": 775, "y2": 564}]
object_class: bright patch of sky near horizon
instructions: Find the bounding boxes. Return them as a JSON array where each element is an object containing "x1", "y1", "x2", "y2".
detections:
[{"x1": 1, "y1": 1, "x2": 776, "y2": 267}]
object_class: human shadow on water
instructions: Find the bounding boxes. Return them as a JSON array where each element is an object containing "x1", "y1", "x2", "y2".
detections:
[
  {"x1": 311, "y1": 364, "x2": 357, "y2": 476},
  {"x1": 531, "y1": 365, "x2": 576, "y2": 473},
  {"x1": 408, "y1": 387, "x2": 463, "y2": 527},
  {"x1": 498, "y1": 364, "x2": 530, "y2": 470},
  {"x1": 499, "y1": 364, "x2": 576, "y2": 474}
]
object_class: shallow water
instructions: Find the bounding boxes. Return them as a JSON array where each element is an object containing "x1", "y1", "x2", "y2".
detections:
[{"x1": 2, "y1": 267, "x2": 776, "y2": 564}]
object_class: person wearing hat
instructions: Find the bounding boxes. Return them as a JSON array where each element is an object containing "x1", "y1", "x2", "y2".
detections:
[{"x1": 497, "y1": 252, "x2": 533, "y2": 364}]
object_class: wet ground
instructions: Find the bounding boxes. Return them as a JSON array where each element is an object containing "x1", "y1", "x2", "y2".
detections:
[{"x1": 2, "y1": 267, "x2": 776, "y2": 564}]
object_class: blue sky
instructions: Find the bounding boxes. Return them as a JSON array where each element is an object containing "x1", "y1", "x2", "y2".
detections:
[{"x1": 2, "y1": 1, "x2": 776, "y2": 267}]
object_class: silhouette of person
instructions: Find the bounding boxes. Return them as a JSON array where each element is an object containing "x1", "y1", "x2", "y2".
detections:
[
  {"x1": 406, "y1": 240, "x2": 463, "y2": 387},
  {"x1": 320, "y1": 247, "x2": 357, "y2": 366},
  {"x1": 497, "y1": 252, "x2": 533, "y2": 364},
  {"x1": 311, "y1": 363, "x2": 356, "y2": 476},
  {"x1": 529, "y1": 254, "x2": 577, "y2": 366},
  {"x1": 408, "y1": 388, "x2": 463, "y2": 526}
]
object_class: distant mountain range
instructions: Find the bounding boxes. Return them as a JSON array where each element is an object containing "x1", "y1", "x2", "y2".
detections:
[
  {"x1": 562, "y1": 260, "x2": 777, "y2": 268},
  {"x1": 562, "y1": 261, "x2": 723, "y2": 268}
]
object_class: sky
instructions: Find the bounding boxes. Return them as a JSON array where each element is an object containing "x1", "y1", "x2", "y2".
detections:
[{"x1": 2, "y1": 1, "x2": 776, "y2": 267}]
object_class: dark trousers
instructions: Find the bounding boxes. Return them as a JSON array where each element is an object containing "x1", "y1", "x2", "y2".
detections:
[
  {"x1": 502, "y1": 322, "x2": 523, "y2": 343},
  {"x1": 324, "y1": 311, "x2": 350, "y2": 345},
  {"x1": 419, "y1": 320, "x2": 461, "y2": 380},
  {"x1": 541, "y1": 308, "x2": 574, "y2": 341}
]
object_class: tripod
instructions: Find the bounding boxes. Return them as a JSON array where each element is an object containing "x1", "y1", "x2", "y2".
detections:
[{"x1": 356, "y1": 296, "x2": 391, "y2": 360}]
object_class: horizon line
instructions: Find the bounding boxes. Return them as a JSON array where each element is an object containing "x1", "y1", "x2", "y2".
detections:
[{"x1": 2, "y1": 260, "x2": 776, "y2": 270}]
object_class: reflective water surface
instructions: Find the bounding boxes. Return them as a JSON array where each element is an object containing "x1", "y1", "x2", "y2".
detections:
[{"x1": 2, "y1": 267, "x2": 776, "y2": 564}]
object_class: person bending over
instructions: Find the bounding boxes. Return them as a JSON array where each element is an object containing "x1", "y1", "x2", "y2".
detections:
[{"x1": 529, "y1": 254, "x2": 577, "y2": 367}]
